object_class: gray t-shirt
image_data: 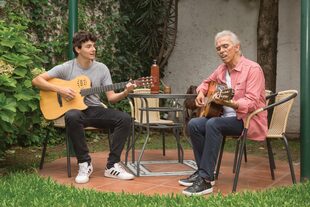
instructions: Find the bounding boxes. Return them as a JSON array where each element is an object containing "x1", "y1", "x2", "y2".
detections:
[{"x1": 47, "y1": 59, "x2": 112, "y2": 106}]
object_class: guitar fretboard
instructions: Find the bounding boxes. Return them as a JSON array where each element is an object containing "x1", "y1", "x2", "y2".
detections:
[{"x1": 80, "y1": 82, "x2": 128, "y2": 96}]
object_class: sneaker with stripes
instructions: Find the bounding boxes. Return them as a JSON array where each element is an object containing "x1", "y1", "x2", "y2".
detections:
[
  {"x1": 104, "y1": 163, "x2": 134, "y2": 180},
  {"x1": 75, "y1": 162, "x2": 93, "y2": 184}
]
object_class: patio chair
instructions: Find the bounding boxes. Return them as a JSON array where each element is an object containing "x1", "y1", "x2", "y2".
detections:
[
  {"x1": 216, "y1": 89, "x2": 297, "y2": 192},
  {"x1": 39, "y1": 103, "x2": 111, "y2": 177},
  {"x1": 125, "y1": 88, "x2": 185, "y2": 176},
  {"x1": 215, "y1": 90, "x2": 273, "y2": 179}
]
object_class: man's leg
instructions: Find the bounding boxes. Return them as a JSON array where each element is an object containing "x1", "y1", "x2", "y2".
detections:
[
  {"x1": 199, "y1": 116, "x2": 243, "y2": 181},
  {"x1": 65, "y1": 109, "x2": 93, "y2": 184},
  {"x1": 65, "y1": 109, "x2": 91, "y2": 163},
  {"x1": 83, "y1": 106, "x2": 131, "y2": 165},
  {"x1": 178, "y1": 117, "x2": 209, "y2": 187},
  {"x1": 182, "y1": 116, "x2": 243, "y2": 196},
  {"x1": 83, "y1": 106, "x2": 134, "y2": 180},
  {"x1": 187, "y1": 117, "x2": 209, "y2": 169}
]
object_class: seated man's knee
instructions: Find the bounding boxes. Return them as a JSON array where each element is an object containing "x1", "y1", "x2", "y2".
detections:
[
  {"x1": 124, "y1": 113, "x2": 131, "y2": 125},
  {"x1": 205, "y1": 117, "x2": 219, "y2": 130},
  {"x1": 65, "y1": 109, "x2": 83, "y2": 123},
  {"x1": 187, "y1": 118, "x2": 195, "y2": 128},
  {"x1": 188, "y1": 117, "x2": 200, "y2": 129},
  {"x1": 119, "y1": 112, "x2": 131, "y2": 125}
]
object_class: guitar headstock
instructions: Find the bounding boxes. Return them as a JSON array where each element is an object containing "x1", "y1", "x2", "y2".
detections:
[
  {"x1": 132, "y1": 76, "x2": 153, "y2": 88},
  {"x1": 218, "y1": 88, "x2": 235, "y2": 100}
]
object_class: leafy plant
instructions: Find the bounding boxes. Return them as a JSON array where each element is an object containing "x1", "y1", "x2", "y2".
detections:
[{"x1": 0, "y1": 15, "x2": 47, "y2": 156}]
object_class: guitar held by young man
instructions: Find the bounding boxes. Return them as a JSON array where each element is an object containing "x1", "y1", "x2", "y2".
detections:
[{"x1": 40, "y1": 75, "x2": 152, "y2": 120}]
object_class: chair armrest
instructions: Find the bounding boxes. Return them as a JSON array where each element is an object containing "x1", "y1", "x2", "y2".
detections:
[
  {"x1": 100, "y1": 102, "x2": 108, "y2": 108},
  {"x1": 244, "y1": 91, "x2": 297, "y2": 129},
  {"x1": 266, "y1": 92, "x2": 277, "y2": 101},
  {"x1": 127, "y1": 97, "x2": 135, "y2": 119}
]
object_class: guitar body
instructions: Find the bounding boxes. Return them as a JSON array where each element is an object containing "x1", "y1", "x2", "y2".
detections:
[
  {"x1": 199, "y1": 81, "x2": 224, "y2": 118},
  {"x1": 201, "y1": 102, "x2": 223, "y2": 118},
  {"x1": 40, "y1": 76, "x2": 90, "y2": 120}
]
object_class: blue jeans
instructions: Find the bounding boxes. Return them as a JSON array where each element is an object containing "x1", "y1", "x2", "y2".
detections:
[{"x1": 188, "y1": 116, "x2": 244, "y2": 181}]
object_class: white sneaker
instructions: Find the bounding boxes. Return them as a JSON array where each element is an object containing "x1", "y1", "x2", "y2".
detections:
[
  {"x1": 104, "y1": 163, "x2": 135, "y2": 180},
  {"x1": 75, "y1": 162, "x2": 93, "y2": 184}
]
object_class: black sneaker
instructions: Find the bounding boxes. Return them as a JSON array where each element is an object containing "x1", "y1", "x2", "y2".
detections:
[
  {"x1": 182, "y1": 176, "x2": 213, "y2": 196},
  {"x1": 178, "y1": 171, "x2": 199, "y2": 187},
  {"x1": 179, "y1": 171, "x2": 215, "y2": 187}
]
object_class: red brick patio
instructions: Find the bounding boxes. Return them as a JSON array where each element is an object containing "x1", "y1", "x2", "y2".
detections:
[{"x1": 38, "y1": 149, "x2": 300, "y2": 196}]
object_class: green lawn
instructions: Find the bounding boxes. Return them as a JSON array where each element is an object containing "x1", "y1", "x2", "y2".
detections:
[{"x1": 0, "y1": 172, "x2": 309, "y2": 207}]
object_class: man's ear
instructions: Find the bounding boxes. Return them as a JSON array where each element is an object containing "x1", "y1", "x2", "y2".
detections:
[
  {"x1": 234, "y1": 44, "x2": 241, "y2": 52},
  {"x1": 74, "y1": 46, "x2": 80, "y2": 54}
]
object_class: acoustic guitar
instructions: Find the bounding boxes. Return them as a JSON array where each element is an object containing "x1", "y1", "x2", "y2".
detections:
[
  {"x1": 39, "y1": 75, "x2": 152, "y2": 120},
  {"x1": 199, "y1": 81, "x2": 234, "y2": 118}
]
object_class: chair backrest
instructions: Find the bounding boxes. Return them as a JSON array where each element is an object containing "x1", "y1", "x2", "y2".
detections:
[
  {"x1": 130, "y1": 89, "x2": 174, "y2": 124},
  {"x1": 267, "y1": 90, "x2": 298, "y2": 137},
  {"x1": 265, "y1": 90, "x2": 272, "y2": 96},
  {"x1": 133, "y1": 88, "x2": 161, "y2": 123},
  {"x1": 265, "y1": 90, "x2": 272, "y2": 105}
]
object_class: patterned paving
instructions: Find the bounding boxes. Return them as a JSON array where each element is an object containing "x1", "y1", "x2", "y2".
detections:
[{"x1": 38, "y1": 149, "x2": 300, "y2": 196}]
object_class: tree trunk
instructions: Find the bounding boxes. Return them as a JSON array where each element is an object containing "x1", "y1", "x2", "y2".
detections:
[
  {"x1": 257, "y1": 0, "x2": 279, "y2": 92},
  {"x1": 158, "y1": 0, "x2": 178, "y2": 69}
]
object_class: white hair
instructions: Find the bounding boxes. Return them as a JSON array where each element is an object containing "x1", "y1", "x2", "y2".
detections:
[{"x1": 214, "y1": 30, "x2": 240, "y2": 46}]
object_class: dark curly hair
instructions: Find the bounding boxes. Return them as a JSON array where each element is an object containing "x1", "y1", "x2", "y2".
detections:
[{"x1": 72, "y1": 31, "x2": 97, "y2": 57}]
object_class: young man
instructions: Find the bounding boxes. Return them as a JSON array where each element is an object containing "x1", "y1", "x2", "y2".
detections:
[
  {"x1": 32, "y1": 31, "x2": 135, "y2": 184},
  {"x1": 179, "y1": 30, "x2": 268, "y2": 196}
]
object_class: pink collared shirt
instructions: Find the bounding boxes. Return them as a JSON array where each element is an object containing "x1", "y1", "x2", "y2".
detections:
[{"x1": 197, "y1": 56, "x2": 268, "y2": 141}]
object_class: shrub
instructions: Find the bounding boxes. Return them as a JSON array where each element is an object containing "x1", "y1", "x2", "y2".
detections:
[{"x1": 0, "y1": 14, "x2": 47, "y2": 156}]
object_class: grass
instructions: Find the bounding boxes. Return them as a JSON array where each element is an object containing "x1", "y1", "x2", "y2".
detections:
[
  {"x1": 0, "y1": 172, "x2": 309, "y2": 207},
  {"x1": 0, "y1": 131, "x2": 304, "y2": 206}
]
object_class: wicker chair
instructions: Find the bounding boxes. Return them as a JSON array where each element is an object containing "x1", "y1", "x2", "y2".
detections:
[
  {"x1": 216, "y1": 90, "x2": 298, "y2": 192},
  {"x1": 215, "y1": 90, "x2": 274, "y2": 179}
]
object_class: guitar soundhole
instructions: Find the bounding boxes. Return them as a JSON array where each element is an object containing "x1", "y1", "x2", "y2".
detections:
[{"x1": 77, "y1": 79, "x2": 87, "y2": 88}]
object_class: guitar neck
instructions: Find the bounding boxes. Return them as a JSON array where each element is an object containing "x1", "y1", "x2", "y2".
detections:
[{"x1": 80, "y1": 82, "x2": 128, "y2": 96}]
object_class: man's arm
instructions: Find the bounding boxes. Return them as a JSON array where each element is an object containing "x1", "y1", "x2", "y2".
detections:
[
  {"x1": 32, "y1": 72, "x2": 76, "y2": 101},
  {"x1": 235, "y1": 66, "x2": 265, "y2": 114},
  {"x1": 195, "y1": 91, "x2": 206, "y2": 107},
  {"x1": 32, "y1": 72, "x2": 58, "y2": 91},
  {"x1": 105, "y1": 82, "x2": 135, "y2": 104}
]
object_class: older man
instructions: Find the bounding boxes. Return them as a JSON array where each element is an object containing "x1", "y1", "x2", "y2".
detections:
[{"x1": 179, "y1": 30, "x2": 267, "y2": 196}]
